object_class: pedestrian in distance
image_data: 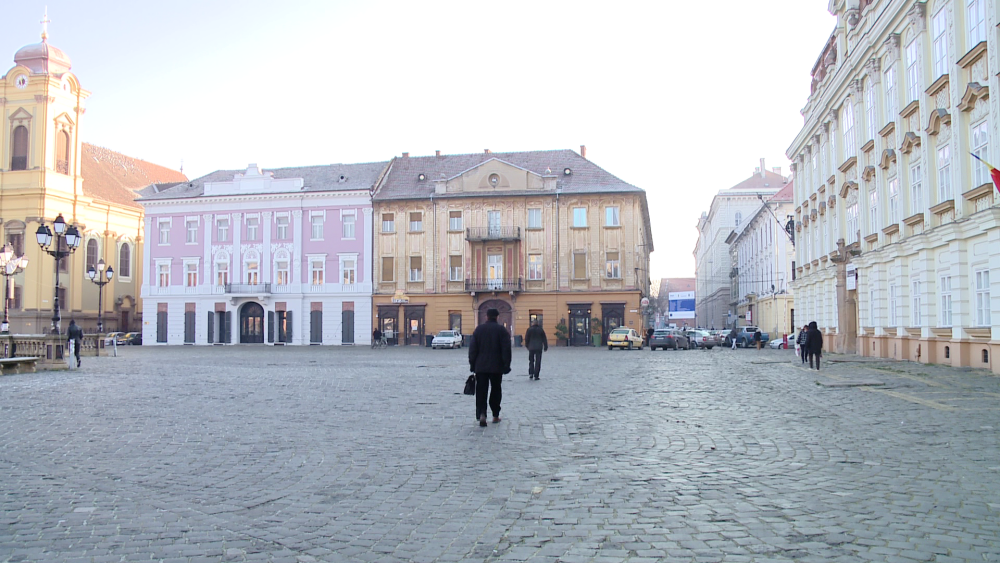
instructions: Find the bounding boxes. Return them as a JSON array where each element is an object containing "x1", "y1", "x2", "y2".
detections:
[
  {"x1": 645, "y1": 326, "x2": 654, "y2": 348},
  {"x1": 371, "y1": 327, "x2": 382, "y2": 349},
  {"x1": 807, "y1": 321, "x2": 824, "y2": 370},
  {"x1": 796, "y1": 325, "x2": 809, "y2": 364},
  {"x1": 754, "y1": 328, "x2": 762, "y2": 351},
  {"x1": 469, "y1": 308, "x2": 511, "y2": 427},
  {"x1": 729, "y1": 326, "x2": 739, "y2": 350},
  {"x1": 67, "y1": 319, "x2": 84, "y2": 368},
  {"x1": 524, "y1": 320, "x2": 548, "y2": 380}
]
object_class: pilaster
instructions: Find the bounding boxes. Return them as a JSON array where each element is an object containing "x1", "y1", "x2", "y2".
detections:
[
  {"x1": 292, "y1": 210, "x2": 303, "y2": 283},
  {"x1": 232, "y1": 213, "x2": 242, "y2": 284},
  {"x1": 202, "y1": 214, "x2": 212, "y2": 287},
  {"x1": 262, "y1": 211, "x2": 272, "y2": 283},
  {"x1": 363, "y1": 208, "x2": 373, "y2": 284}
]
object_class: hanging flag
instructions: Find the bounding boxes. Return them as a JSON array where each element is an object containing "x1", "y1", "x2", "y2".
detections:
[{"x1": 970, "y1": 153, "x2": 1000, "y2": 193}]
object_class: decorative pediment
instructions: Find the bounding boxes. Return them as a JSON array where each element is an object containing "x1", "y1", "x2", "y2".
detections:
[
  {"x1": 9, "y1": 107, "x2": 32, "y2": 125},
  {"x1": 878, "y1": 149, "x2": 897, "y2": 170},
  {"x1": 900, "y1": 99, "x2": 920, "y2": 120},
  {"x1": 925, "y1": 109, "x2": 951, "y2": 135},
  {"x1": 925, "y1": 74, "x2": 949, "y2": 97},
  {"x1": 838, "y1": 156, "x2": 858, "y2": 173},
  {"x1": 899, "y1": 132, "x2": 922, "y2": 154},
  {"x1": 444, "y1": 158, "x2": 546, "y2": 193},
  {"x1": 840, "y1": 180, "x2": 858, "y2": 198},
  {"x1": 879, "y1": 121, "x2": 896, "y2": 138},
  {"x1": 53, "y1": 111, "x2": 75, "y2": 129},
  {"x1": 958, "y1": 82, "x2": 989, "y2": 112},
  {"x1": 861, "y1": 165, "x2": 877, "y2": 182},
  {"x1": 861, "y1": 139, "x2": 875, "y2": 154}
]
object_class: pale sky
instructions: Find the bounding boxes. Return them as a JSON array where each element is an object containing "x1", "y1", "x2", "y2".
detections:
[{"x1": 1, "y1": 1, "x2": 835, "y2": 281}]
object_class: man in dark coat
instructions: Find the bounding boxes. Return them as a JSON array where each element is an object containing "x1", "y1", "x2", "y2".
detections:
[
  {"x1": 753, "y1": 328, "x2": 763, "y2": 351},
  {"x1": 524, "y1": 320, "x2": 548, "y2": 380},
  {"x1": 469, "y1": 308, "x2": 511, "y2": 426},
  {"x1": 806, "y1": 321, "x2": 824, "y2": 370},
  {"x1": 66, "y1": 320, "x2": 84, "y2": 368}
]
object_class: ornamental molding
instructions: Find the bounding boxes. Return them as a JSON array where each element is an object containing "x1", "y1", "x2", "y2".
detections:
[
  {"x1": 899, "y1": 132, "x2": 922, "y2": 154},
  {"x1": 840, "y1": 180, "x2": 858, "y2": 199},
  {"x1": 211, "y1": 244, "x2": 233, "y2": 259},
  {"x1": 241, "y1": 243, "x2": 263, "y2": 257},
  {"x1": 33, "y1": 95, "x2": 55, "y2": 104},
  {"x1": 861, "y1": 165, "x2": 877, "y2": 182},
  {"x1": 906, "y1": 1, "x2": 926, "y2": 34},
  {"x1": 864, "y1": 58, "x2": 881, "y2": 83},
  {"x1": 925, "y1": 74, "x2": 949, "y2": 97},
  {"x1": 958, "y1": 82, "x2": 989, "y2": 112},
  {"x1": 925, "y1": 108, "x2": 951, "y2": 135},
  {"x1": 291, "y1": 210, "x2": 303, "y2": 218},
  {"x1": 848, "y1": 79, "x2": 862, "y2": 99},
  {"x1": 270, "y1": 243, "x2": 294, "y2": 255},
  {"x1": 878, "y1": 149, "x2": 897, "y2": 170},
  {"x1": 883, "y1": 34, "x2": 901, "y2": 63}
]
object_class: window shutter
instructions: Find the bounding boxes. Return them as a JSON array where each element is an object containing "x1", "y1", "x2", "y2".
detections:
[
  {"x1": 207, "y1": 312, "x2": 214, "y2": 343},
  {"x1": 311, "y1": 310, "x2": 322, "y2": 343},
  {"x1": 286, "y1": 311, "x2": 293, "y2": 342},
  {"x1": 223, "y1": 311, "x2": 232, "y2": 343},
  {"x1": 268, "y1": 311, "x2": 274, "y2": 343}
]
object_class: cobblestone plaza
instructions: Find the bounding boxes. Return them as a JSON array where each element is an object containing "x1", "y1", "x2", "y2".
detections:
[{"x1": 1, "y1": 346, "x2": 999, "y2": 562}]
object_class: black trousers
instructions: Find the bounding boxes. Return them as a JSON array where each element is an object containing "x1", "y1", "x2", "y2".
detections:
[
  {"x1": 528, "y1": 350, "x2": 543, "y2": 377},
  {"x1": 809, "y1": 352, "x2": 821, "y2": 370},
  {"x1": 475, "y1": 372, "x2": 502, "y2": 419},
  {"x1": 800, "y1": 345, "x2": 808, "y2": 364}
]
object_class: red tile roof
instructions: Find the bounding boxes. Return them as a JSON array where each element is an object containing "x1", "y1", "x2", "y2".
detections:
[
  {"x1": 768, "y1": 180, "x2": 794, "y2": 202},
  {"x1": 729, "y1": 169, "x2": 787, "y2": 191},
  {"x1": 81, "y1": 143, "x2": 187, "y2": 209}
]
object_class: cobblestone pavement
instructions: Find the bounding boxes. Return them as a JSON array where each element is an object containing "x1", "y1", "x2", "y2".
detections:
[{"x1": 1, "y1": 344, "x2": 999, "y2": 563}]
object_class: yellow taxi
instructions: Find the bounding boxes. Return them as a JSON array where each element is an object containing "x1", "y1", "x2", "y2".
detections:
[{"x1": 607, "y1": 328, "x2": 644, "y2": 350}]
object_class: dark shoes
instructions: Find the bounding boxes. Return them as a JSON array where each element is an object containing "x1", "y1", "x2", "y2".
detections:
[
  {"x1": 479, "y1": 415, "x2": 487, "y2": 427},
  {"x1": 492, "y1": 416, "x2": 501, "y2": 423}
]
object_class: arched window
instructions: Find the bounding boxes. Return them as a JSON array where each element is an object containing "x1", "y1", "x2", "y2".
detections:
[
  {"x1": 56, "y1": 130, "x2": 70, "y2": 174},
  {"x1": 11, "y1": 126, "x2": 28, "y2": 171},
  {"x1": 119, "y1": 243, "x2": 131, "y2": 278},
  {"x1": 86, "y1": 239, "x2": 99, "y2": 270}
]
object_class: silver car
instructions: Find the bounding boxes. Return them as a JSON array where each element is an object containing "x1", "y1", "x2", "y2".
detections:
[{"x1": 685, "y1": 330, "x2": 719, "y2": 349}]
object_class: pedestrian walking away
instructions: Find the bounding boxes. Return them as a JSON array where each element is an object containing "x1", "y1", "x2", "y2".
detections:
[
  {"x1": 645, "y1": 327, "x2": 654, "y2": 348},
  {"x1": 371, "y1": 327, "x2": 382, "y2": 349},
  {"x1": 524, "y1": 320, "x2": 548, "y2": 380},
  {"x1": 729, "y1": 326, "x2": 739, "y2": 350},
  {"x1": 469, "y1": 308, "x2": 511, "y2": 426},
  {"x1": 67, "y1": 319, "x2": 84, "y2": 368},
  {"x1": 806, "y1": 321, "x2": 824, "y2": 370},
  {"x1": 796, "y1": 325, "x2": 809, "y2": 364},
  {"x1": 754, "y1": 328, "x2": 762, "y2": 351}
]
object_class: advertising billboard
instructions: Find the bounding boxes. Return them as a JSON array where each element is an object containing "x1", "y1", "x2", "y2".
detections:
[{"x1": 667, "y1": 291, "x2": 696, "y2": 319}]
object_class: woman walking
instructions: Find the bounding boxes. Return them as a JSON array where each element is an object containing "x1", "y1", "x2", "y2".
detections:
[{"x1": 796, "y1": 325, "x2": 809, "y2": 364}]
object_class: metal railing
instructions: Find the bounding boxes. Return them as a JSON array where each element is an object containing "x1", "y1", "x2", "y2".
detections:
[
  {"x1": 465, "y1": 226, "x2": 521, "y2": 241},
  {"x1": 225, "y1": 283, "x2": 271, "y2": 294},
  {"x1": 465, "y1": 278, "x2": 523, "y2": 292}
]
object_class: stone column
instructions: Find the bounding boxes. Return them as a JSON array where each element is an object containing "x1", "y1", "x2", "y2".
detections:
[{"x1": 833, "y1": 238, "x2": 858, "y2": 354}]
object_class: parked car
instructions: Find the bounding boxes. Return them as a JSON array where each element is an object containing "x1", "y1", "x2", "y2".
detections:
[
  {"x1": 735, "y1": 326, "x2": 770, "y2": 348},
  {"x1": 649, "y1": 329, "x2": 691, "y2": 350},
  {"x1": 431, "y1": 330, "x2": 462, "y2": 349},
  {"x1": 116, "y1": 332, "x2": 131, "y2": 345},
  {"x1": 685, "y1": 329, "x2": 719, "y2": 349},
  {"x1": 126, "y1": 332, "x2": 142, "y2": 345},
  {"x1": 607, "y1": 328, "x2": 644, "y2": 350},
  {"x1": 103, "y1": 332, "x2": 124, "y2": 346},
  {"x1": 768, "y1": 337, "x2": 786, "y2": 349}
]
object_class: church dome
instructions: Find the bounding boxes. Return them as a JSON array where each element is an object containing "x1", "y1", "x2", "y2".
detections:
[{"x1": 14, "y1": 39, "x2": 72, "y2": 75}]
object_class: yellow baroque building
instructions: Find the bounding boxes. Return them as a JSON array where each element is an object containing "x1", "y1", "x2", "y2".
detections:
[
  {"x1": 1, "y1": 31, "x2": 185, "y2": 334},
  {"x1": 371, "y1": 148, "x2": 653, "y2": 347}
]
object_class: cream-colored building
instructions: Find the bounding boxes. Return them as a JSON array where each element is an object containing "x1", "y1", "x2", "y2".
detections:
[
  {"x1": 1, "y1": 27, "x2": 185, "y2": 334},
  {"x1": 727, "y1": 181, "x2": 796, "y2": 338},
  {"x1": 787, "y1": 0, "x2": 1000, "y2": 372},
  {"x1": 371, "y1": 148, "x2": 653, "y2": 346},
  {"x1": 695, "y1": 161, "x2": 783, "y2": 329}
]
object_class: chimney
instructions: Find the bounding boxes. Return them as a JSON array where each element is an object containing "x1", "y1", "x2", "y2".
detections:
[
  {"x1": 772, "y1": 166, "x2": 782, "y2": 176},
  {"x1": 402, "y1": 152, "x2": 409, "y2": 158},
  {"x1": 435, "y1": 150, "x2": 441, "y2": 157},
  {"x1": 580, "y1": 145, "x2": 587, "y2": 159},
  {"x1": 759, "y1": 158, "x2": 766, "y2": 178},
  {"x1": 484, "y1": 149, "x2": 491, "y2": 154}
]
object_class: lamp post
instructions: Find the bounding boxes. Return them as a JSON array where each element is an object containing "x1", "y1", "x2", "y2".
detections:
[
  {"x1": 0, "y1": 243, "x2": 28, "y2": 336},
  {"x1": 36, "y1": 214, "x2": 81, "y2": 334},
  {"x1": 86, "y1": 258, "x2": 114, "y2": 336}
]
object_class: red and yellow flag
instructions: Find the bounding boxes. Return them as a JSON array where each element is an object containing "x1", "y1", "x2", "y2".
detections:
[{"x1": 970, "y1": 153, "x2": 1000, "y2": 193}]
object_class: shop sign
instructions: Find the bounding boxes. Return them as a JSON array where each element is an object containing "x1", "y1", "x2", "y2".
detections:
[{"x1": 391, "y1": 290, "x2": 409, "y2": 304}]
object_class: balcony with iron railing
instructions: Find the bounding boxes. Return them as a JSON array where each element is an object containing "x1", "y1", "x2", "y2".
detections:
[
  {"x1": 466, "y1": 226, "x2": 521, "y2": 242},
  {"x1": 465, "y1": 277, "x2": 523, "y2": 292},
  {"x1": 225, "y1": 283, "x2": 271, "y2": 294}
]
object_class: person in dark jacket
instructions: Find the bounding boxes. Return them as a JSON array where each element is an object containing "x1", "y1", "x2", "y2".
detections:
[
  {"x1": 753, "y1": 329, "x2": 762, "y2": 351},
  {"x1": 524, "y1": 320, "x2": 549, "y2": 380},
  {"x1": 796, "y1": 325, "x2": 809, "y2": 364},
  {"x1": 645, "y1": 327, "x2": 655, "y2": 346},
  {"x1": 469, "y1": 308, "x2": 512, "y2": 426},
  {"x1": 66, "y1": 320, "x2": 84, "y2": 368},
  {"x1": 806, "y1": 321, "x2": 824, "y2": 370}
]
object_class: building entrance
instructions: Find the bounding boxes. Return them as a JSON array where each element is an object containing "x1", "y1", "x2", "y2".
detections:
[
  {"x1": 240, "y1": 302, "x2": 264, "y2": 343},
  {"x1": 478, "y1": 299, "x2": 513, "y2": 333}
]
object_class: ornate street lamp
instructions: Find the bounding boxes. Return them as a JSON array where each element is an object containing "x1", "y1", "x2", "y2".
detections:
[
  {"x1": 0, "y1": 243, "x2": 28, "y2": 335},
  {"x1": 86, "y1": 258, "x2": 114, "y2": 337},
  {"x1": 36, "y1": 214, "x2": 81, "y2": 334}
]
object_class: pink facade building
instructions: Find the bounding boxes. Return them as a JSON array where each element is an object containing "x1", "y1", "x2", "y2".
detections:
[{"x1": 137, "y1": 162, "x2": 386, "y2": 345}]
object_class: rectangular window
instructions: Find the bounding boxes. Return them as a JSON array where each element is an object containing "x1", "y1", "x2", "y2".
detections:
[
  {"x1": 185, "y1": 262, "x2": 198, "y2": 287},
  {"x1": 342, "y1": 212, "x2": 355, "y2": 239},
  {"x1": 975, "y1": 268, "x2": 991, "y2": 326},
  {"x1": 487, "y1": 211, "x2": 501, "y2": 236},
  {"x1": 821, "y1": 142, "x2": 828, "y2": 175},
  {"x1": 381, "y1": 257, "x2": 394, "y2": 282},
  {"x1": 216, "y1": 261, "x2": 229, "y2": 286},
  {"x1": 912, "y1": 280, "x2": 922, "y2": 326},
  {"x1": 573, "y1": 252, "x2": 586, "y2": 279},
  {"x1": 5, "y1": 233, "x2": 22, "y2": 257},
  {"x1": 342, "y1": 259, "x2": 355, "y2": 285},
  {"x1": 937, "y1": 145, "x2": 952, "y2": 202},
  {"x1": 573, "y1": 207, "x2": 587, "y2": 227},
  {"x1": 275, "y1": 215, "x2": 289, "y2": 239},
  {"x1": 843, "y1": 102, "x2": 856, "y2": 158},
  {"x1": 186, "y1": 220, "x2": 198, "y2": 244},
  {"x1": 217, "y1": 218, "x2": 229, "y2": 242},
  {"x1": 158, "y1": 263, "x2": 170, "y2": 287},
  {"x1": 246, "y1": 260, "x2": 259, "y2": 285},
  {"x1": 968, "y1": 0, "x2": 986, "y2": 48},
  {"x1": 910, "y1": 164, "x2": 922, "y2": 215},
  {"x1": 905, "y1": 40, "x2": 921, "y2": 102},
  {"x1": 158, "y1": 220, "x2": 170, "y2": 245},
  {"x1": 888, "y1": 177, "x2": 900, "y2": 225},
  {"x1": 528, "y1": 254, "x2": 543, "y2": 280},
  {"x1": 409, "y1": 256, "x2": 422, "y2": 282},
  {"x1": 605, "y1": 206, "x2": 620, "y2": 227},
  {"x1": 528, "y1": 208, "x2": 542, "y2": 229},
  {"x1": 847, "y1": 203, "x2": 859, "y2": 245},
  {"x1": 812, "y1": 152, "x2": 818, "y2": 170},
  {"x1": 865, "y1": 80, "x2": 877, "y2": 141},
  {"x1": 276, "y1": 260, "x2": 289, "y2": 286},
  {"x1": 889, "y1": 284, "x2": 899, "y2": 326},
  {"x1": 932, "y1": 9, "x2": 949, "y2": 77},
  {"x1": 449, "y1": 255, "x2": 463, "y2": 281},
  {"x1": 310, "y1": 215, "x2": 324, "y2": 240},
  {"x1": 884, "y1": 65, "x2": 897, "y2": 118},
  {"x1": 605, "y1": 251, "x2": 620, "y2": 279},
  {"x1": 382, "y1": 213, "x2": 395, "y2": 233},
  {"x1": 940, "y1": 275, "x2": 953, "y2": 327},
  {"x1": 310, "y1": 259, "x2": 325, "y2": 286},
  {"x1": 409, "y1": 212, "x2": 423, "y2": 232},
  {"x1": 972, "y1": 120, "x2": 990, "y2": 187},
  {"x1": 246, "y1": 216, "x2": 259, "y2": 241},
  {"x1": 449, "y1": 211, "x2": 462, "y2": 231}
]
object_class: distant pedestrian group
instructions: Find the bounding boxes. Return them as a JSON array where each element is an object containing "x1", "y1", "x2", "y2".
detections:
[{"x1": 796, "y1": 321, "x2": 823, "y2": 370}]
